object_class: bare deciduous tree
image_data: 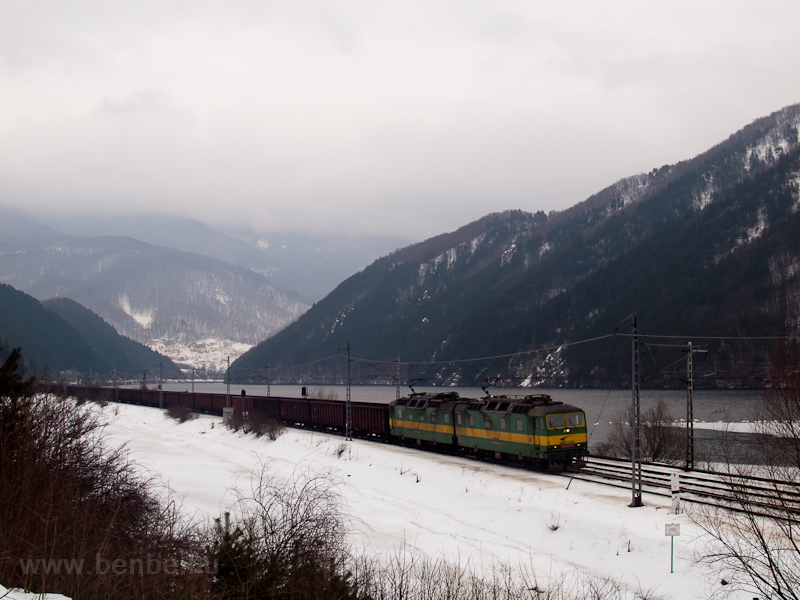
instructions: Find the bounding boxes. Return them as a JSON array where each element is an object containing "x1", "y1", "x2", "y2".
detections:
[
  {"x1": 308, "y1": 387, "x2": 340, "y2": 400},
  {"x1": 596, "y1": 398, "x2": 685, "y2": 465},
  {"x1": 0, "y1": 348, "x2": 207, "y2": 599},
  {"x1": 690, "y1": 344, "x2": 800, "y2": 600}
]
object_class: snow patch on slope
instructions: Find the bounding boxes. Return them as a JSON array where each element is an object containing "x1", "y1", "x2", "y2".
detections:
[
  {"x1": 500, "y1": 244, "x2": 516, "y2": 266},
  {"x1": 742, "y1": 206, "x2": 768, "y2": 243},
  {"x1": 446, "y1": 247, "x2": 458, "y2": 268},
  {"x1": 616, "y1": 173, "x2": 651, "y2": 207},
  {"x1": 469, "y1": 233, "x2": 486, "y2": 254},
  {"x1": 120, "y1": 294, "x2": 154, "y2": 329},
  {"x1": 214, "y1": 280, "x2": 230, "y2": 306},
  {"x1": 793, "y1": 175, "x2": 800, "y2": 213}
]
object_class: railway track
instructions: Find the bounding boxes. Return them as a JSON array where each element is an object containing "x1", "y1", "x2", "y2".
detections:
[
  {"x1": 48, "y1": 383, "x2": 800, "y2": 519},
  {"x1": 565, "y1": 456, "x2": 800, "y2": 518}
]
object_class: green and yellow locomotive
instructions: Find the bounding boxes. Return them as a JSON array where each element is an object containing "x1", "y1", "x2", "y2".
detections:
[{"x1": 389, "y1": 391, "x2": 587, "y2": 468}]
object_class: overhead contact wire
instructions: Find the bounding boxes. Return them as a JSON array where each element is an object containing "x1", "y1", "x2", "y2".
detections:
[{"x1": 348, "y1": 333, "x2": 617, "y2": 366}]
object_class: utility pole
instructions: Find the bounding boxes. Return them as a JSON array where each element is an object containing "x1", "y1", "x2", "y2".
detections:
[
  {"x1": 142, "y1": 369, "x2": 147, "y2": 390},
  {"x1": 396, "y1": 357, "x2": 401, "y2": 401},
  {"x1": 346, "y1": 344, "x2": 352, "y2": 440},
  {"x1": 267, "y1": 364, "x2": 271, "y2": 397},
  {"x1": 113, "y1": 367, "x2": 118, "y2": 403},
  {"x1": 226, "y1": 356, "x2": 231, "y2": 408},
  {"x1": 630, "y1": 313, "x2": 643, "y2": 508},
  {"x1": 159, "y1": 362, "x2": 164, "y2": 409},
  {"x1": 338, "y1": 344, "x2": 352, "y2": 440},
  {"x1": 686, "y1": 341, "x2": 694, "y2": 471}
]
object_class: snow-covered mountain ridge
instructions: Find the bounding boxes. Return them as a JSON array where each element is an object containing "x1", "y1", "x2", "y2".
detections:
[{"x1": 235, "y1": 103, "x2": 800, "y2": 387}]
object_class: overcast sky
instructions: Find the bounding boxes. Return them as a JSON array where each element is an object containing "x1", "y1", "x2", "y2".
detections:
[{"x1": 2, "y1": 1, "x2": 799, "y2": 239}]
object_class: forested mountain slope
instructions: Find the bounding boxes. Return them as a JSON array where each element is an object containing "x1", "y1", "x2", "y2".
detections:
[
  {"x1": 0, "y1": 228, "x2": 310, "y2": 371},
  {"x1": 234, "y1": 104, "x2": 800, "y2": 387},
  {"x1": 0, "y1": 284, "x2": 177, "y2": 376},
  {"x1": 42, "y1": 297, "x2": 180, "y2": 377}
]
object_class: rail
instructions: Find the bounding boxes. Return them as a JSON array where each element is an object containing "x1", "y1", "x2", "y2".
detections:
[
  {"x1": 566, "y1": 456, "x2": 800, "y2": 519},
  {"x1": 43, "y1": 383, "x2": 800, "y2": 519}
]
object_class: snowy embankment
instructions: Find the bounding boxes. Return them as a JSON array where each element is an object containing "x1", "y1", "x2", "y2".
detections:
[
  {"x1": 0, "y1": 584, "x2": 70, "y2": 600},
  {"x1": 96, "y1": 403, "x2": 746, "y2": 600}
]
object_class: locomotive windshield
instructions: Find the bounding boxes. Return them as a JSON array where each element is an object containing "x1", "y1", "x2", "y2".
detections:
[
  {"x1": 546, "y1": 414, "x2": 565, "y2": 428},
  {"x1": 567, "y1": 413, "x2": 584, "y2": 427}
]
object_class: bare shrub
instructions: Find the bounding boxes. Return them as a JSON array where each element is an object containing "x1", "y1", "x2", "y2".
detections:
[
  {"x1": 227, "y1": 410, "x2": 285, "y2": 440},
  {"x1": 334, "y1": 442, "x2": 349, "y2": 459},
  {"x1": 247, "y1": 411, "x2": 285, "y2": 440},
  {"x1": 308, "y1": 387, "x2": 340, "y2": 400},
  {"x1": 596, "y1": 398, "x2": 685, "y2": 465},
  {"x1": 547, "y1": 511, "x2": 561, "y2": 531},
  {"x1": 351, "y1": 548, "x2": 641, "y2": 600},
  {"x1": 207, "y1": 461, "x2": 358, "y2": 598},
  {"x1": 228, "y1": 409, "x2": 246, "y2": 432},
  {"x1": 689, "y1": 344, "x2": 800, "y2": 600},
  {"x1": 0, "y1": 348, "x2": 208, "y2": 599},
  {"x1": 166, "y1": 403, "x2": 197, "y2": 423}
]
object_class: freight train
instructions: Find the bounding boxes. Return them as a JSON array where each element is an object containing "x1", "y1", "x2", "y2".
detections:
[{"x1": 45, "y1": 383, "x2": 588, "y2": 468}]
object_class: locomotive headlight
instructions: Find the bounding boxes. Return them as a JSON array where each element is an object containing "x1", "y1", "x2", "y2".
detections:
[{"x1": 565, "y1": 428, "x2": 570, "y2": 433}]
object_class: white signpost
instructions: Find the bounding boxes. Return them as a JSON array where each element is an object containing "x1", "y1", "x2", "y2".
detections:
[
  {"x1": 671, "y1": 472, "x2": 681, "y2": 514},
  {"x1": 665, "y1": 523, "x2": 681, "y2": 573}
]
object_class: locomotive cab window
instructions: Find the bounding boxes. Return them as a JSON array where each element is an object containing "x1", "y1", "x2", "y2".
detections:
[
  {"x1": 516, "y1": 419, "x2": 523, "y2": 432},
  {"x1": 499, "y1": 418, "x2": 506, "y2": 430},
  {"x1": 469, "y1": 416, "x2": 475, "y2": 427},
  {"x1": 484, "y1": 419, "x2": 491, "y2": 429},
  {"x1": 457, "y1": 414, "x2": 462, "y2": 425},
  {"x1": 546, "y1": 414, "x2": 565, "y2": 429},
  {"x1": 397, "y1": 410, "x2": 402, "y2": 419},
  {"x1": 444, "y1": 414, "x2": 450, "y2": 424},
  {"x1": 420, "y1": 415, "x2": 425, "y2": 422},
  {"x1": 567, "y1": 413, "x2": 584, "y2": 427}
]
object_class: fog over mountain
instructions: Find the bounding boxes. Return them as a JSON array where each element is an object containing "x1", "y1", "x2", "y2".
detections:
[
  {"x1": 235, "y1": 104, "x2": 800, "y2": 388},
  {"x1": 0, "y1": 210, "x2": 409, "y2": 372},
  {"x1": 37, "y1": 213, "x2": 412, "y2": 301},
  {"x1": 2, "y1": 2, "x2": 800, "y2": 238}
]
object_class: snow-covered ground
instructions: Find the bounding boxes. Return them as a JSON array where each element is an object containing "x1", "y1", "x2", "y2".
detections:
[
  {"x1": 99, "y1": 403, "x2": 750, "y2": 600},
  {"x1": 0, "y1": 584, "x2": 70, "y2": 600}
]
